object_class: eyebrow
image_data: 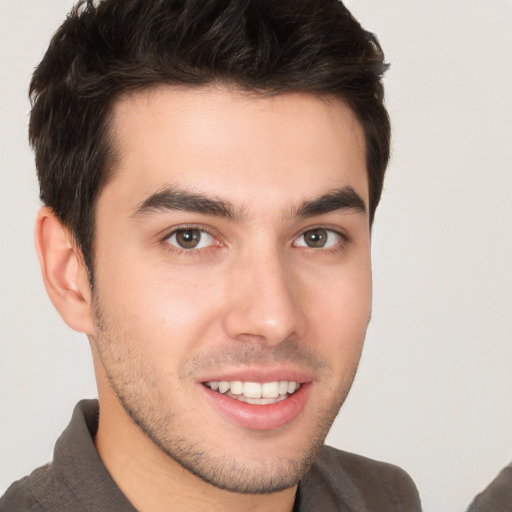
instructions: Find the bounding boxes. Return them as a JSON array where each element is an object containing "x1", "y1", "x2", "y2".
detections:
[
  {"x1": 295, "y1": 186, "x2": 366, "y2": 218},
  {"x1": 131, "y1": 185, "x2": 366, "y2": 222},
  {"x1": 131, "y1": 187, "x2": 244, "y2": 221}
]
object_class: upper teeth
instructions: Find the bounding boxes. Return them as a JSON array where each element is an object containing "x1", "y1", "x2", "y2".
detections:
[{"x1": 205, "y1": 380, "x2": 299, "y2": 399}]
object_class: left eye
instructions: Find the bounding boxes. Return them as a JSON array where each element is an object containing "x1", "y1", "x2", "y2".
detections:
[
  {"x1": 294, "y1": 228, "x2": 342, "y2": 249},
  {"x1": 165, "y1": 228, "x2": 215, "y2": 250}
]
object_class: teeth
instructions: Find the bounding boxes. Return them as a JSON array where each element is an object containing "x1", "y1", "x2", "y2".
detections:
[
  {"x1": 218, "y1": 381, "x2": 229, "y2": 394},
  {"x1": 288, "y1": 381, "x2": 297, "y2": 394},
  {"x1": 230, "y1": 381, "x2": 243, "y2": 395},
  {"x1": 261, "y1": 381, "x2": 279, "y2": 398},
  {"x1": 243, "y1": 395, "x2": 287, "y2": 405},
  {"x1": 205, "y1": 380, "x2": 301, "y2": 399},
  {"x1": 278, "y1": 381, "x2": 288, "y2": 395},
  {"x1": 243, "y1": 382, "x2": 262, "y2": 398}
]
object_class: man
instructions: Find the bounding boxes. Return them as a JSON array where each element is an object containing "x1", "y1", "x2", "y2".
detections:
[{"x1": 0, "y1": 0, "x2": 422, "y2": 511}]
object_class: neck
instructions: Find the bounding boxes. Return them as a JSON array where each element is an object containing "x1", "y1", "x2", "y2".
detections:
[{"x1": 94, "y1": 391, "x2": 297, "y2": 512}]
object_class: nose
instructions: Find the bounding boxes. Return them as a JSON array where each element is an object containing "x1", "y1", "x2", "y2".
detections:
[{"x1": 222, "y1": 247, "x2": 306, "y2": 346}]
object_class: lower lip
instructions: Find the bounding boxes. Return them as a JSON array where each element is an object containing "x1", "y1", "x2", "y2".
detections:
[{"x1": 201, "y1": 383, "x2": 311, "y2": 431}]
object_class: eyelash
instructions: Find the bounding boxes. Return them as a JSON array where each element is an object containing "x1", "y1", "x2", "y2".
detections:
[
  {"x1": 161, "y1": 225, "x2": 221, "y2": 257},
  {"x1": 160, "y1": 225, "x2": 348, "y2": 256},
  {"x1": 293, "y1": 226, "x2": 348, "y2": 253}
]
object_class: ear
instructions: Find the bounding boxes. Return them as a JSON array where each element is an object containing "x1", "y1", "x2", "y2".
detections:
[{"x1": 34, "y1": 207, "x2": 96, "y2": 335}]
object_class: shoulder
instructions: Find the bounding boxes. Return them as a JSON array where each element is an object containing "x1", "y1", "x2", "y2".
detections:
[
  {"x1": 315, "y1": 445, "x2": 418, "y2": 490},
  {"x1": 0, "y1": 464, "x2": 50, "y2": 512},
  {"x1": 0, "y1": 462, "x2": 83, "y2": 512},
  {"x1": 297, "y1": 445, "x2": 422, "y2": 512},
  {"x1": 466, "y1": 463, "x2": 512, "y2": 512}
]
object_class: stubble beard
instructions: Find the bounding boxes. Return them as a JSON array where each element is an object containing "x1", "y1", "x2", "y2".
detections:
[{"x1": 91, "y1": 297, "x2": 359, "y2": 494}]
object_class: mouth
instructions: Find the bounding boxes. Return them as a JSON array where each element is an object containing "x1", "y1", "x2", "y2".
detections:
[
  {"x1": 201, "y1": 377, "x2": 310, "y2": 430},
  {"x1": 203, "y1": 380, "x2": 301, "y2": 405}
]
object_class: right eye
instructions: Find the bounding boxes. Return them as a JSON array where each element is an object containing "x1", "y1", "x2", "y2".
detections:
[{"x1": 165, "y1": 228, "x2": 216, "y2": 251}]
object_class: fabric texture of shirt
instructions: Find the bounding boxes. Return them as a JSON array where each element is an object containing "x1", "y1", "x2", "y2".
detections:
[
  {"x1": 466, "y1": 462, "x2": 512, "y2": 512},
  {"x1": 1, "y1": 400, "x2": 422, "y2": 512}
]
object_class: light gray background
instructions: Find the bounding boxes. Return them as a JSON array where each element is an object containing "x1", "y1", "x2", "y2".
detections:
[{"x1": 1, "y1": 2, "x2": 511, "y2": 511}]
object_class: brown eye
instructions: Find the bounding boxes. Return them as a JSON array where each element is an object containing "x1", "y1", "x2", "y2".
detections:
[
  {"x1": 303, "y1": 229, "x2": 328, "y2": 248},
  {"x1": 166, "y1": 228, "x2": 214, "y2": 250},
  {"x1": 294, "y1": 228, "x2": 342, "y2": 249}
]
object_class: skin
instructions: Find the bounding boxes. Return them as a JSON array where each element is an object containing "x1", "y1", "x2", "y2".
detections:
[{"x1": 36, "y1": 85, "x2": 372, "y2": 512}]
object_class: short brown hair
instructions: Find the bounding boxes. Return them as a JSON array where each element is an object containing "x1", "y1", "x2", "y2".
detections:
[{"x1": 30, "y1": 0, "x2": 390, "y2": 282}]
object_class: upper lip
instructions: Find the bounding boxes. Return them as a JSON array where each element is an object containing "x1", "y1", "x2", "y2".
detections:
[{"x1": 198, "y1": 367, "x2": 314, "y2": 384}]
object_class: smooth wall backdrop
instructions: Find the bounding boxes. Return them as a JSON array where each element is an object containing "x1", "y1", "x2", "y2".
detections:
[{"x1": 1, "y1": 2, "x2": 511, "y2": 511}]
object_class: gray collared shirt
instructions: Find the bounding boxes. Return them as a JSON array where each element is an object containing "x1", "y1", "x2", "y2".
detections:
[
  {"x1": 1, "y1": 400, "x2": 422, "y2": 511},
  {"x1": 466, "y1": 462, "x2": 512, "y2": 512}
]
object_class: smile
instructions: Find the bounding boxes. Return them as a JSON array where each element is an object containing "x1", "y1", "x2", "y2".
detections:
[
  {"x1": 201, "y1": 378, "x2": 310, "y2": 430},
  {"x1": 204, "y1": 380, "x2": 301, "y2": 405}
]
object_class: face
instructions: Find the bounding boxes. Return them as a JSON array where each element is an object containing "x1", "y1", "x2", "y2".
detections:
[{"x1": 90, "y1": 86, "x2": 371, "y2": 493}]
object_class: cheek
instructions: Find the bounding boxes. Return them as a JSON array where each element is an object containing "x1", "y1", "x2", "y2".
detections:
[
  {"x1": 304, "y1": 261, "x2": 372, "y2": 357},
  {"x1": 95, "y1": 255, "x2": 228, "y2": 359}
]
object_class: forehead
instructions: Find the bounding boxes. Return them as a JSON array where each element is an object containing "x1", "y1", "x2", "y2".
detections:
[{"x1": 104, "y1": 85, "x2": 368, "y2": 211}]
